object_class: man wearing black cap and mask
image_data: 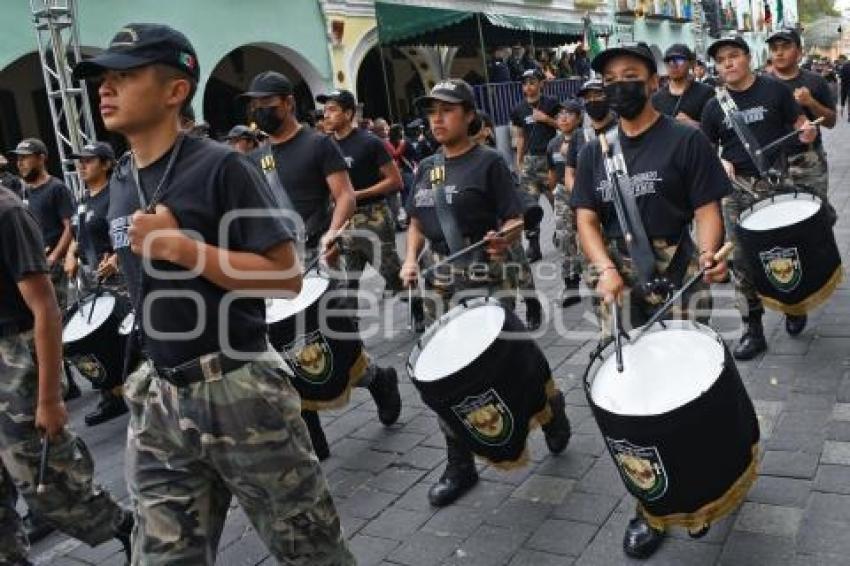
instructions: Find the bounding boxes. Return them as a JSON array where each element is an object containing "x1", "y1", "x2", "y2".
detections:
[
  {"x1": 652, "y1": 44, "x2": 715, "y2": 127},
  {"x1": 701, "y1": 36, "x2": 817, "y2": 357},
  {"x1": 73, "y1": 23, "x2": 354, "y2": 564},
  {"x1": 571, "y1": 43, "x2": 731, "y2": 557},
  {"x1": 510, "y1": 68, "x2": 562, "y2": 262},
  {"x1": 564, "y1": 79, "x2": 617, "y2": 194},
  {"x1": 223, "y1": 124, "x2": 260, "y2": 154}
]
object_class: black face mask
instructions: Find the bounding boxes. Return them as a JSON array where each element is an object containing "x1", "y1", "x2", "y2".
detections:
[
  {"x1": 603, "y1": 80, "x2": 648, "y2": 120},
  {"x1": 584, "y1": 99, "x2": 610, "y2": 121},
  {"x1": 253, "y1": 106, "x2": 284, "y2": 135}
]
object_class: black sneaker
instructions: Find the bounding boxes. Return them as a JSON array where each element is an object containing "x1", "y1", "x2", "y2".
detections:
[
  {"x1": 368, "y1": 367, "x2": 402, "y2": 426},
  {"x1": 525, "y1": 297, "x2": 543, "y2": 331},
  {"x1": 63, "y1": 372, "x2": 81, "y2": 401},
  {"x1": 542, "y1": 390, "x2": 571, "y2": 454},
  {"x1": 85, "y1": 392, "x2": 129, "y2": 426},
  {"x1": 23, "y1": 512, "x2": 54, "y2": 543},
  {"x1": 785, "y1": 314, "x2": 808, "y2": 336},
  {"x1": 114, "y1": 509, "x2": 134, "y2": 563},
  {"x1": 623, "y1": 515, "x2": 665, "y2": 559}
]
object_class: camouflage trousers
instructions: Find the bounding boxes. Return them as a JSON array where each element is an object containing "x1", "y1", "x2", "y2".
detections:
[
  {"x1": 507, "y1": 240, "x2": 536, "y2": 293},
  {"x1": 788, "y1": 149, "x2": 828, "y2": 201},
  {"x1": 519, "y1": 154, "x2": 549, "y2": 198},
  {"x1": 583, "y1": 239, "x2": 711, "y2": 338},
  {"x1": 124, "y1": 349, "x2": 355, "y2": 565},
  {"x1": 49, "y1": 262, "x2": 68, "y2": 311},
  {"x1": 553, "y1": 184, "x2": 583, "y2": 279},
  {"x1": 344, "y1": 201, "x2": 403, "y2": 293},
  {"x1": 0, "y1": 331, "x2": 126, "y2": 563}
]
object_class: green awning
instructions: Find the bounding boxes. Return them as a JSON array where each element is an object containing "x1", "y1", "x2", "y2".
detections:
[{"x1": 375, "y1": 1, "x2": 605, "y2": 47}]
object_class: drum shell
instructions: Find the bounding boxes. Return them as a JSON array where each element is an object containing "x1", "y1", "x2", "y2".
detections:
[
  {"x1": 408, "y1": 303, "x2": 551, "y2": 465},
  {"x1": 585, "y1": 339, "x2": 759, "y2": 524},
  {"x1": 735, "y1": 195, "x2": 842, "y2": 314},
  {"x1": 268, "y1": 292, "x2": 364, "y2": 406},
  {"x1": 63, "y1": 292, "x2": 131, "y2": 390}
]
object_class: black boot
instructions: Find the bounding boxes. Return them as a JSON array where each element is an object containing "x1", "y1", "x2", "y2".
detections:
[
  {"x1": 63, "y1": 366, "x2": 81, "y2": 401},
  {"x1": 733, "y1": 315, "x2": 767, "y2": 361},
  {"x1": 85, "y1": 391, "x2": 129, "y2": 427},
  {"x1": 114, "y1": 509, "x2": 134, "y2": 563},
  {"x1": 525, "y1": 232, "x2": 542, "y2": 263},
  {"x1": 525, "y1": 296, "x2": 543, "y2": 331},
  {"x1": 368, "y1": 366, "x2": 402, "y2": 426},
  {"x1": 560, "y1": 276, "x2": 582, "y2": 308},
  {"x1": 542, "y1": 390, "x2": 571, "y2": 454},
  {"x1": 22, "y1": 511, "x2": 54, "y2": 543},
  {"x1": 623, "y1": 514, "x2": 665, "y2": 558},
  {"x1": 785, "y1": 314, "x2": 808, "y2": 336},
  {"x1": 301, "y1": 409, "x2": 330, "y2": 460},
  {"x1": 428, "y1": 436, "x2": 478, "y2": 507},
  {"x1": 411, "y1": 297, "x2": 427, "y2": 333}
]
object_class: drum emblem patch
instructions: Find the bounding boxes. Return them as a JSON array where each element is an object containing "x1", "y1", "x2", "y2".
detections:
[
  {"x1": 70, "y1": 354, "x2": 107, "y2": 386},
  {"x1": 607, "y1": 438, "x2": 668, "y2": 501},
  {"x1": 759, "y1": 247, "x2": 802, "y2": 292},
  {"x1": 452, "y1": 389, "x2": 514, "y2": 446},
  {"x1": 284, "y1": 331, "x2": 334, "y2": 385}
]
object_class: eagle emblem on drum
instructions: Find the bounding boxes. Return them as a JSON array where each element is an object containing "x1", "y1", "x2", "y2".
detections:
[
  {"x1": 451, "y1": 389, "x2": 515, "y2": 447},
  {"x1": 607, "y1": 438, "x2": 669, "y2": 502},
  {"x1": 759, "y1": 246, "x2": 802, "y2": 292},
  {"x1": 284, "y1": 331, "x2": 334, "y2": 385},
  {"x1": 70, "y1": 354, "x2": 107, "y2": 387}
]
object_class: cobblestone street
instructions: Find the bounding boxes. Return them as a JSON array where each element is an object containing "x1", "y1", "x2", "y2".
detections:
[{"x1": 30, "y1": 123, "x2": 850, "y2": 566}]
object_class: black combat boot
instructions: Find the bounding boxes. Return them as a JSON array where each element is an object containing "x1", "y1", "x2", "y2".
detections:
[
  {"x1": 85, "y1": 390, "x2": 129, "y2": 427},
  {"x1": 411, "y1": 296, "x2": 427, "y2": 333},
  {"x1": 301, "y1": 409, "x2": 330, "y2": 460},
  {"x1": 525, "y1": 231, "x2": 543, "y2": 263},
  {"x1": 623, "y1": 514, "x2": 665, "y2": 558},
  {"x1": 733, "y1": 314, "x2": 767, "y2": 361},
  {"x1": 785, "y1": 314, "x2": 808, "y2": 336},
  {"x1": 428, "y1": 436, "x2": 478, "y2": 507},
  {"x1": 368, "y1": 366, "x2": 402, "y2": 426},
  {"x1": 542, "y1": 390, "x2": 571, "y2": 454},
  {"x1": 114, "y1": 509, "x2": 134, "y2": 563},
  {"x1": 525, "y1": 296, "x2": 543, "y2": 331},
  {"x1": 63, "y1": 366, "x2": 81, "y2": 401},
  {"x1": 22, "y1": 512, "x2": 54, "y2": 543},
  {"x1": 560, "y1": 275, "x2": 582, "y2": 308}
]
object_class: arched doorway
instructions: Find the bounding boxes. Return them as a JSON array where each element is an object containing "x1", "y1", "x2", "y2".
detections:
[
  {"x1": 203, "y1": 43, "x2": 325, "y2": 139},
  {"x1": 355, "y1": 46, "x2": 426, "y2": 124}
]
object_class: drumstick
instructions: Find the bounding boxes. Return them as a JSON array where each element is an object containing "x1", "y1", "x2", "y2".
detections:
[
  {"x1": 755, "y1": 117, "x2": 824, "y2": 156},
  {"x1": 632, "y1": 242, "x2": 735, "y2": 344},
  {"x1": 36, "y1": 436, "x2": 50, "y2": 494},
  {"x1": 422, "y1": 221, "x2": 525, "y2": 276},
  {"x1": 87, "y1": 278, "x2": 103, "y2": 324},
  {"x1": 407, "y1": 286, "x2": 413, "y2": 331},
  {"x1": 303, "y1": 219, "x2": 351, "y2": 275},
  {"x1": 612, "y1": 303, "x2": 624, "y2": 373}
]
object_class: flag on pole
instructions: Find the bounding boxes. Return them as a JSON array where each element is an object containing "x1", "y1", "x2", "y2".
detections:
[
  {"x1": 775, "y1": 0, "x2": 783, "y2": 27},
  {"x1": 584, "y1": 17, "x2": 603, "y2": 58}
]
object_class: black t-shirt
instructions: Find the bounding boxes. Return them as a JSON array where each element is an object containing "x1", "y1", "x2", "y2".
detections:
[
  {"x1": 334, "y1": 128, "x2": 392, "y2": 205},
  {"x1": 74, "y1": 185, "x2": 112, "y2": 268},
  {"x1": 406, "y1": 145, "x2": 522, "y2": 254},
  {"x1": 546, "y1": 133, "x2": 570, "y2": 183},
  {"x1": 252, "y1": 127, "x2": 348, "y2": 235},
  {"x1": 651, "y1": 80, "x2": 715, "y2": 122},
  {"x1": 108, "y1": 136, "x2": 293, "y2": 368},
  {"x1": 773, "y1": 69, "x2": 835, "y2": 153},
  {"x1": 23, "y1": 176, "x2": 74, "y2": 250},
  {"x1": 510, "y1": 95, "x2": 561, "y2": 156},
  {"x1": 571, "y1": 115, "x2": 732, "y2": 239},
  {"x1": 0, "y1": 187, "x2": 48, "y2": 332},
  {"x1": 701, "y1": 75, "x2": 804, "y2": 177}
]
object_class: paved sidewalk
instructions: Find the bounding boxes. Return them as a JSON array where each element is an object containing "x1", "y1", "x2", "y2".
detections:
[{"x1": 29, "y1": 124, "x2": 850, "y2": 565}]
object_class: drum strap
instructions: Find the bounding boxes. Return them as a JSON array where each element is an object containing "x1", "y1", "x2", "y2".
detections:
[
  {"x1": 430, "y1": 151, "x2": 466, "y2": 257},
  {"x1": 259, "y1": 149, "x2": 309, "y2": 242},
  {"x1": 714, "y1": 87, "x2": 769, "y2": 177}
]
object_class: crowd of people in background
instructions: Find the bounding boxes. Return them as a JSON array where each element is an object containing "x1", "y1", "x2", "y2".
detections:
[{"x1": 487, "y1": 44, "x2": 592, "y2": 83}]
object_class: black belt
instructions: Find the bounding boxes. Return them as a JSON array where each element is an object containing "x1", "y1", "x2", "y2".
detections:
[{"x1": 154, "y1": 347, "x2": 259, "y2": 387}]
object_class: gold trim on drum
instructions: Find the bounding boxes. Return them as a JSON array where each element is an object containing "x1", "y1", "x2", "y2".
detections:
[
  {"x1": 760, "y1": 266, "x2": 844, "y2": 316},
  {"x1": 300, "y1": 348, "x2": 370, "y2": 411},
  {"x1": 638, "y1": 443, "x2": 760, "y2": 532}
]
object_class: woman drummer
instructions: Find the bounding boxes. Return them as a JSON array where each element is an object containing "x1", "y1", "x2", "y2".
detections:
[{"x1": 400, "y1": 79, "x2": 572, "y2": 507}]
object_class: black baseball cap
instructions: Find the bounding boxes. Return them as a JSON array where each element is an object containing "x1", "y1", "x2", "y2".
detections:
[
  {"x1": 73, "y1": 24, "x2": 199, "y2": 81},
  {"x1": 414, "y1": 79, "x2": 476, "y2": 109},
  {"x1": 767, "y1": 28, "x2": 802, "y2": 47},
  {"x1": 316, "y1": 89, "x2": 357, "y2": 111},
  {"x1": 708, "y1": 36, "x2": 751, "y2": 59},
  {"x1": 521, "y1": 68, "x2": 545, "y2": 82},
  {"x1": 241, "y1": 71, "x2": 293, "y2": 98},
  {"x1": 70, "y1": 141, "x2": 115, "y2": 160},
  {"x1": 223, "y1": 125, "x2": 257, "y2": 141},
  {"x1": 578, "y1": 78, "x2": 605, "y2": 97},
  {"x1": 591, "y1": 42, "x2": 657, "y2": 74},
  {"x1": 10, "y1": 138, "x2": 48, "y2": 156},
  {"x1": 664, "y1": 43, "x2": 695, "y2": 61}
]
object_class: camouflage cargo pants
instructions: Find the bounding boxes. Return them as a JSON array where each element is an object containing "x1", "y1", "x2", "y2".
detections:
[
  {"x1": 344, "y1": 201, "x2": 403, "y2": 293},
  {"x1": 553, "y1": 184, "x2": 583, "y2": 279},
  {"x1": 519, "y1": 155, "x2": 549, "y2": 198},
  {"x1": 49, "y1": 262, "x2": 68, "y2": 311},
  {"x1": 506, "y1": 240, "x2": 536, "y2": 294},
  {"x1": 584, "y1": 239, "x2": 711, "y2": 337},
  {"x1": 788, "y1": 149, "x2": 828, "y2": 201},
  {"x1": 0, "y1": 331, "x2": 126, "y2": 563},
  {"x1": 124, "y1": 349, "x2": 355, "y2": 565}
]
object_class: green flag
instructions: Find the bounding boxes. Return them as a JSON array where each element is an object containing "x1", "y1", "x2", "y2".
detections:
[
  {"x1": 586, "y1": 23, "x2": 603, "y2": 58},
  {"x1": 776, "y1": 0, "x2": 783, "y2": 27}
]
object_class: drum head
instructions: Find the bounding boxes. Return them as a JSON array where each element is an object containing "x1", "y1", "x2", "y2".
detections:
[
  {"x1": 414, "y1": 303, "x2": 505, "y2": 383},
  {"x1": 119, "y1": 312, "x2": 135, "y2": 336},
  {"x1": 63, "y1": 294, "x2": 117, "y2": 343},
  {"x1": 740, "y1": 193, "x2": 821, "y2": 231},
  {"x1": 266, "y1": 276, "x2": 330, "y2": 323},
  {"x1": 590, "y1": 324, "x2": 724, "y2": 416}
]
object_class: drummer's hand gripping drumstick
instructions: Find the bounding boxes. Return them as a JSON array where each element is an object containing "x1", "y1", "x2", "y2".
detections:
[
  {"x1": 632, "y1": 242, "x2": 735, "y2": 344},
  {"x1": 303, "y1": 219, "x2": 351, "y2": 274},
  {"x1": 422, "y1": 221, "x2": 525, "y2": 277},
  {"x1": 36, "y1": 435, "x2": 50, "y2": 494},
  {"x1": 755, "y1": 117, "x2": 824, "y2": 157}
]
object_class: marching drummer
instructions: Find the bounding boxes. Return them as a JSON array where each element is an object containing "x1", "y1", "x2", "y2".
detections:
[
  {"x1": 651, "y1": 44, "x2": 715, "y2": 127},
  {"x1": 572, "y1": 43, "x2": 731, "y2": 558},
  {"x1": 701, "y1": 36, "x2": 818, "y2": 358},
  {"x1": 242, "y1": 72, "x2": 402, "y2": 459},
  {"x1": 63, "y1": 141, "x2": 128, "y2": 426},
  {"x1": 74, "y1": 24, "x2": 354, "y2": 563},
  {"x1": 401, "y1": 79, "x2": 572, "y2": 507}
]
